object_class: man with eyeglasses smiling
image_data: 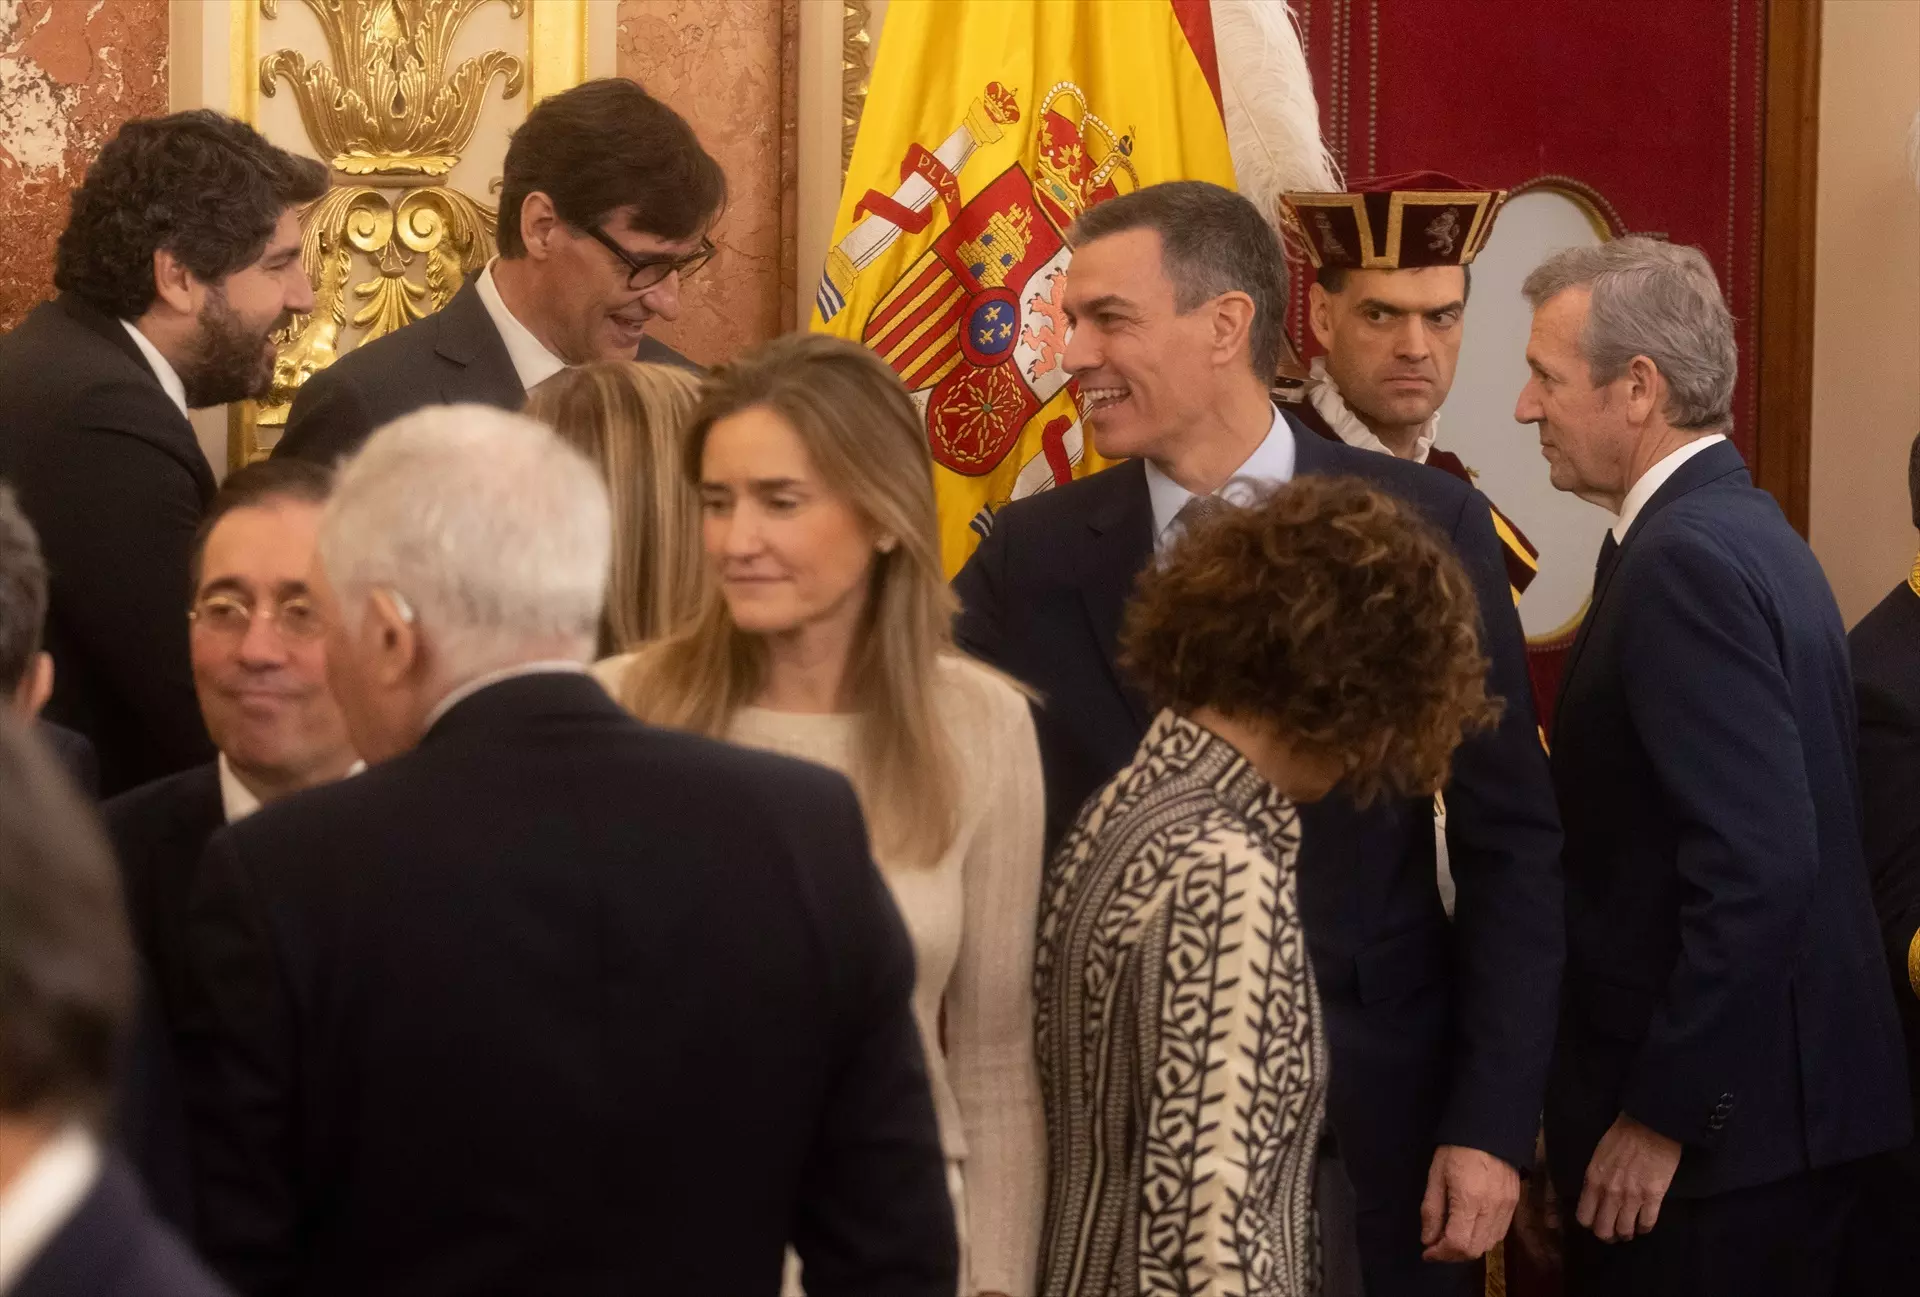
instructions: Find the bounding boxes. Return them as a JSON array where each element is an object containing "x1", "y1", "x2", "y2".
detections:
[
  {"x1": 277, "y1": 79, "x2": 725, "y2": 467},
  {"x1": 106, "y1": 461, "x2": 360, "y2": 1041}
]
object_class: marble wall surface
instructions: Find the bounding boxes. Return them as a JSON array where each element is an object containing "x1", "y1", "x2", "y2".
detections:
[
  {"x1": 0, "y1": 0, "x2": 169, "y2": 333},
  {"x1": 616, "y1": 0, "x2": 798, "y2": 366}
]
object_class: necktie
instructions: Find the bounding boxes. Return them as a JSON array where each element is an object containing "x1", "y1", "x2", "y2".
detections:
[
  {"x1": 1173, "y1": 492, "x2": 1229, "y2": 539},
  {"x1": 1594, "y1": 533, "x2": 1621, "y2": 594}
]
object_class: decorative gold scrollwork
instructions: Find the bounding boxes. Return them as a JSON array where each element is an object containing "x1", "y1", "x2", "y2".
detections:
[{"x1": 251, "y1": 0, "x2": 524, "y2": 442}]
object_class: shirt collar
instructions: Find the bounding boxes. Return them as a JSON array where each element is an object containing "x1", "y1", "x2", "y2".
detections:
[
  {"x1": 219, "y1": 752, "x2": 262, "y2": 823},
  {"x1": 0, "y1": 1124, "x2": 100, "y2": 1292},
  {"x1": 424, "y1": 660, "x2": 591, "y2": 732},
  {"x1": 119, "y1": 321, "x2": 189, "y2": 420},
  {"x1": 473, "y1": 260, "x2": 570, "y2": 394},
  {"x1": 1305, "y1": 356, "x2": 1439, "y2": 464},
  {"x1": 220, "y1": 753, "x2": 367, "y2": 824},
  {"x1": 1611, "y1": 433, "x2": 1728, "y2": 542},
  {"x1": 1143, "y1": 403, "x2": 1296, "y2": 549}
]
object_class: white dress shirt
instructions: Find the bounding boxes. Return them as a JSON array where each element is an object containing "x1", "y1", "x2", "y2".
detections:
[
  {"x1": 1611, "y1": 434, "x2": 1728, "y2": 542},
  {"x1": 1304, "y1": 356, "x2": 1440, "y2": 465},
  {"x1": 119, "y1": 321, "x2": 189, "y2": 421},
  {"x1": 0, "y1": 1124, "x2": 100, "y2": 1293},
  {"x1": 472, "y1": 260, "x2": 569, "y2": 394},
  {"x1": 1143, "y1": 404, "x2": 1297, "y2": 552}
]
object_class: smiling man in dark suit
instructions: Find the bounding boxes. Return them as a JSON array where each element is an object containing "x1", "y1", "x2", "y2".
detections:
[
  {"x1": 953, "y1": 181, "x2": 1564, "y2": 1297},
  {"x1": 0, "y1": 113, "x2": 327, "y2": 795},
  {"x1": 275, "y1": 78, "x2": 718, "y2": 466},
  {"x1": 1519, "y1": 237, "x2": 1909, "y2": 1296}
]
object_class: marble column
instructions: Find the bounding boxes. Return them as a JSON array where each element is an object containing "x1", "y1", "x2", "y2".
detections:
[
  {"x1": 0, "y1": 0, "x2": 169, "y2": 333},
  {"x1": 616, "y1": 0, "x2": 799, "y2": 366}
]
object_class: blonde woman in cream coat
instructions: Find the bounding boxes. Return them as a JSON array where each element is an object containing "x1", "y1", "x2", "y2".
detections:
[{"x1": 596, "y1": 333, "x2": 1045, "y2": 1297}]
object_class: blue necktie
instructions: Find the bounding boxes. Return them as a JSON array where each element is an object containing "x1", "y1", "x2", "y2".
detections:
[{"x1": 1595, "y1": 533, "x2": 1621, "y2": 594}]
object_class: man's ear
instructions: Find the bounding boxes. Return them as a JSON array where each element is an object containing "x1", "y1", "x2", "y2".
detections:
[
  {"x1": 11, "y1": 652, "x2": 53, "y2": 720},
  {"x1": 1307, "y1": 282, "x2": 1336, "y2": 352},
  {"x1": 366, "y1": 590, "x2": 423, "y2": 689},
  {"x1": 518, "y1": 192, "x2": 560, "y2": 263},
  {"x1": 149, "y1": 246, "x2": 199, "y2": 317},
  {"x1": 1210, "y1": 290, "x2": 1257, "y2": 370},
  {"x1": 1622, "y1": 354, "x2": 1663, "y2": 427}
]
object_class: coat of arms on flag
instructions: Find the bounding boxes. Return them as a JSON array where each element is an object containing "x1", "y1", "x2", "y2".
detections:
[{"x1": 816, "y1": 0, "x2": 1337, "y2": 573}]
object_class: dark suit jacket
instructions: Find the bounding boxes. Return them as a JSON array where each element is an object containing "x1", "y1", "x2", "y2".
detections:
[
  {"x1": 9, "y1": 1156, "x2": 231, "y2": 1297},
  {"x1": 38, "y1": 720, "x2": 100, "y2": 797},
  {"x1": 1847, "y1": 579, "x2": 1920, "y2": 1179},
  {"x1": 0, "y1": 295, "x2": 216, "y2": 794},
  {"x1": 1546, "y1": 439, "x2": 1910, "y2": 1202},
  {"x1": 176, "y1": 673, "x2": 955, "y2": 1297},
  {"x1": 104, "y1": 762, "x2": 224, "y2": 1023},
  {"x1": 953, "y1": 420, "x2": 1565, "y2": 1287},
  {"x1": 275, "y1": 277, "x2": 700, "y2": 465}
]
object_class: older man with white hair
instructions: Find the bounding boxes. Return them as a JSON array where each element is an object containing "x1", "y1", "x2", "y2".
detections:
[
  {"x1": 176, "y1": 405, "x2": 957, "y2": 1297},
  {"x1": 1519, "y1": 238, "x2": 1909, "y2": 1296}
]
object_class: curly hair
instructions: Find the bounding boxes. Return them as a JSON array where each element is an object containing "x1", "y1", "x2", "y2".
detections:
[
  {"x1": 1121, "y1": 476, "x2": 1502, "y2": 804},
  {"x1": 54, "y1": 110, "x2": 327, "y2": 320}
]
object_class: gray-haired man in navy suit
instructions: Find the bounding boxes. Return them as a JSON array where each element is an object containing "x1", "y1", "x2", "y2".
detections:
[{"x1": 1520, "y1": 236, "x2": 1909, "y2": 1296}]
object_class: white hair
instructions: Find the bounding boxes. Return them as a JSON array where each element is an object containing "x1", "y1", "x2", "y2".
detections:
[
  {"x1": 1521, "y1": 236, "x2": 1736, "y2": 431},
  {"x1": 317, "y1": 404, "x2": 612, "y2": 678}
]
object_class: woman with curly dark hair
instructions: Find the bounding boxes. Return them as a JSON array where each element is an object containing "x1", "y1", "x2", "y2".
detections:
[{"x1": 1034, "y1": 476, "x2": 1502, "y2": 1297}]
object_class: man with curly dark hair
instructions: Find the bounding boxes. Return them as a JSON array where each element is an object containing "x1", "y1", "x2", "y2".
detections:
[
  {"x1": 954, "y1": 180, "x2": 1564, "y2": 1296},
  {"x1": 275, "y1": 78, "x2": 723, "y2": 466},
  {"x1": 0, "y1": 111, "x2": 325, "y2": 795},
  {"x1": 1035, "y1": 477, "x2": 1501, "y2": 1297}
]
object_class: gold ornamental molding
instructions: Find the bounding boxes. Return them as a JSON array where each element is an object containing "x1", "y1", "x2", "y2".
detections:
[
  {"x1": 229, "y1": 0, "x2": 591, "y2": 465},
  {"x1": 841, "y1": 0, "x2": 873, "y2": 176}
]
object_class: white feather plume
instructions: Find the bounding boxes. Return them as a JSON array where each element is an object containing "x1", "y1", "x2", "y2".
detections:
[{"x1": 1211, "y1": 0, "x2": 1340, "y2": 236}]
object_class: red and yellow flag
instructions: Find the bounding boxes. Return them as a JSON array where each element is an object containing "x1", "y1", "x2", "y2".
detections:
[{"x1": 812, "y1": 0, "x2": 1238, "y2": 575}]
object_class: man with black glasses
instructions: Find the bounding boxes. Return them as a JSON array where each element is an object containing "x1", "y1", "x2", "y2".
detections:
[{"x1": 276, "y1": 78, "x2": 723, "y2": 467}]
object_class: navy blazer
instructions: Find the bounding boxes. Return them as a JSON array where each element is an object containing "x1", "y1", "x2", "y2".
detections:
[
  {"x1": 8, "y1": 1156, "x2": 230, "y2": 1297},
  {"x1": 176, "y1": 673, "x2": 955, "y2": 1297},
  {"x1": 1546, "y1": 439, "x2": 1910, "y2": 1202},
  {"x1": 954, "y1": 416, "x2": 1564, "y2": 1290},
  {"x1": 1846, "y1": 580, "x2": 1920, "y2": 1179},
  {"x1": 275, "y1": 277, "x2": 700, "y2": 466},
  {"x1": 0, "y1": 295, "x2": 216, "y2": 793}
]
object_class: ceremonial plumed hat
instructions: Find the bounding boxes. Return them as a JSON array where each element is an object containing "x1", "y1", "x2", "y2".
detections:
[{"x1": 1279, "y1": 171, "x2": 1506, "y2": 270}]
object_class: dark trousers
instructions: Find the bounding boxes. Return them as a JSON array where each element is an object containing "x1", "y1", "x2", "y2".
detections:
[
  {"x1": 1836, "y1": 1150, "x2": 1920, "y2": 1297},
  {"x1": 1565, "y1": 1164, "x2": 1858, "y2": 1297}
]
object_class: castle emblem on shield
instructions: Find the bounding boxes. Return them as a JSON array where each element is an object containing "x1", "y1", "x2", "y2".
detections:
[{"x1": 820, "y1": 82, "x2": 1141, "y2": 484}]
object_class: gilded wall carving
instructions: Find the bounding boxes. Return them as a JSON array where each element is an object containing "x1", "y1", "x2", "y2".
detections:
[{"x1": 251, "y1": 0, "x2": 525, "y2": 452}]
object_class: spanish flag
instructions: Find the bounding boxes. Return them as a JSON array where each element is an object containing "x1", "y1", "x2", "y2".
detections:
[{"x1": 814, "y1": 1, "x2": 1296, "y2": 575}]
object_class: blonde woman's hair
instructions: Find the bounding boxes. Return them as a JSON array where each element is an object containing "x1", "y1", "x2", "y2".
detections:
[
  {"x1": 524, "y1": 361, "x2": 703, "y2": 655},
  {"x1": 621, "y1": 332, "x2": 959, "y2": 866}
]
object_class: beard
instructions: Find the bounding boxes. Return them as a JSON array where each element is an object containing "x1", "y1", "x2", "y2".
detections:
[{"x1": 178, "y1": 288, "x2": 288, "y2": 408}]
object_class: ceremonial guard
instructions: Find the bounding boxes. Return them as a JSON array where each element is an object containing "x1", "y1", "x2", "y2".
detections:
[{"x1": 1278, "y1": 174, "x2": 1539, "y2": 605}]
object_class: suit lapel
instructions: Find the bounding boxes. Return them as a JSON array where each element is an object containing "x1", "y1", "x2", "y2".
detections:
[
  {"x1": 432, "y1": 278, "x2": 529, "y2": 409},
  {"x1": 1078, "y1": 460, "x2": 1155, "y2": 731},
  {"x1": 1555, "y1": 439, "x2": 1751, "y2": 725}
]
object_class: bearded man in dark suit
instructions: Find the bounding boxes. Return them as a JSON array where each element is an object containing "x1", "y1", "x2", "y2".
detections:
[
  {"x1": 275, "y1": 78, "x2": 716, "y2": 466},
  {"x1": 0, "y1": 112, "x2": 326, "y2": 794}
]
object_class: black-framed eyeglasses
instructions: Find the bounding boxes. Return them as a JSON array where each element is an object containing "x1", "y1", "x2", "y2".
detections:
[{"x1": 580, "y1": 224, "x2": 715, "y2": 290}]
